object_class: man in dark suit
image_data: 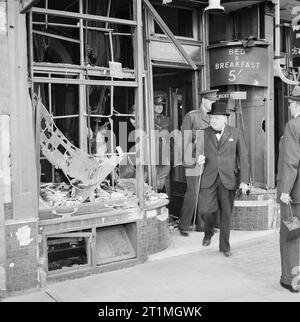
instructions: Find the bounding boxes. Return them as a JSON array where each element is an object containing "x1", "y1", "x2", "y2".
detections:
[
  {"x1": 197, "y1": 101, "x2": 250, "y2": 257},
  {"x1": 178, "y1": 89, "x2": 219, "y2": 237},
  {"x1": 277, "y1": 86, "x2": 300, "y2": 293}
]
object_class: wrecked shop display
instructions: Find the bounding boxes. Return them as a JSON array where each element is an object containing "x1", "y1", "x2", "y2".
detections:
[
  {"x1": 39, "y1": 180, "x2": 133, "y2": 209},
  {"x1": 39, "y1": 179, "x2": 168, "y2": 210}
]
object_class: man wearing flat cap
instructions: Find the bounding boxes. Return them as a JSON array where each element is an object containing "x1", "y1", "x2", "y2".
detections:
[
  {"x1": 197, "y1": 101, "x2": 250, "y2": 257},
  {"x1": 277, "y1": 85, "x2": 300, "y2": 293},
  {"x1": 178, "y1": 89, "x2": 219, "y2": 237}
]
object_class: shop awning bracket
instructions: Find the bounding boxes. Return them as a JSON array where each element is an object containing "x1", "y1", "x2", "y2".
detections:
[{"x1": 143, "y1": 0, "x2": 198, "y2": 71}]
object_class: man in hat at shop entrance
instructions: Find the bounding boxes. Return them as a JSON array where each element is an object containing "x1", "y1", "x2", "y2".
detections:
[
  {"x1": 178, "y1": 89, "x2": 219, "y2": 237},
  {"x1": 153, "y1": 92, "x2": 172, "y2": 194},
  {"x1": 197, "y1": 101, "x2": 250, "y2": 257},
  {"x1": 277, "y1": 85, "x2": 300, "y2": 293}
]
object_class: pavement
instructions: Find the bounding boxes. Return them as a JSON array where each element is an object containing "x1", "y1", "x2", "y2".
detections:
[{"x1": 2, "y1": 228, "x2": 300, "y2": 302}]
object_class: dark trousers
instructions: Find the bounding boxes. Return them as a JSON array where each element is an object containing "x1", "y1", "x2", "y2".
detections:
[
  {"x1": 200, "y1": 176, "x2": 235, "y2": 252},
  {"x1": 280, "y1": 203, "x2": 300, "y2": 285},
  {"x1": 179, "y1": 174, "x2": 203, "y2": 231}
]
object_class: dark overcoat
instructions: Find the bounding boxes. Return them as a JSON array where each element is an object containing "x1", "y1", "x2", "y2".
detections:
[
  {"x1": 181, "y1": 110, "x2": 209, "y2": 167},
  {"x1": 277, "y1": 115, "x2": 300, "y2": 204}
]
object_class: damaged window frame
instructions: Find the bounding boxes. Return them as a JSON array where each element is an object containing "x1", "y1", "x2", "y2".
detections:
[
  {"x1": 25, "y1": 0, "x2": 147, "y2": 215},
  {"x1": 149, "y1": 2, "x2": 198, "y2": 41}
]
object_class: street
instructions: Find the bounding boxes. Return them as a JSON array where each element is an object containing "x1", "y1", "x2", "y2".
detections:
[{"x1": 3, "y1": 229, "x2": 300, "y2": 302}]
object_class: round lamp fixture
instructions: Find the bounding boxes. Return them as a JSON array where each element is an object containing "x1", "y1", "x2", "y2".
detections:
[{"x1": 204, "y1": 0, "x2": 225, "y2": 14}]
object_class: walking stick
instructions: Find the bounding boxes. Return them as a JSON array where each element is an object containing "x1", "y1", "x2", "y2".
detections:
[
  {"x1": 192, "y1": 163, "x2": 204, "y2": 232},
  {"x1": 192, "y1": 126, "x2": 205, "y2": 232}
]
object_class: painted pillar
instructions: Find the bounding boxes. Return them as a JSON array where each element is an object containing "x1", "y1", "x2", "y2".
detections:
[
  {"x1": 1, "y1": 0, "x2": 39, "y2": 294},
  {"x1": 0, "y1": 0, "x2": 9, "y2": 297}
]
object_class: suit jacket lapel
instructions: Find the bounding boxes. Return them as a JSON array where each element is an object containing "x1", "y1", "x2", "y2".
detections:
[
  {"x1": 207, "y1": 127, "x2": 218, "y2": 149},
  {"x1": 218, "y1": 125, "x2": 231, "y2": 150}
]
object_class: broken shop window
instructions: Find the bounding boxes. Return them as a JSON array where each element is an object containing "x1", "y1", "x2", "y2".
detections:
[{"x1": 37, "y1": 96, "x2": 168, "y2": 211}]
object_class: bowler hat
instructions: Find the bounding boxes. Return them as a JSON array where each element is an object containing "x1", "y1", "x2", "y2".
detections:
[
  {"x1": 207, "y1": 102, "x2": 230, "y2": 116},
  {"x1": 285, "y1": 85, "x2": 300, "y2": 102}
]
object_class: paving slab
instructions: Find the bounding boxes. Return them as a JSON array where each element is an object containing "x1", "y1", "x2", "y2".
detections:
[{"x1": 3, "y1": 229, "x2": 300, "y2": 302}]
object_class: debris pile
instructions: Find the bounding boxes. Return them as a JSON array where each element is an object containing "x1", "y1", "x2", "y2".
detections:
[
  {"x1": 117, "y1": 178, "x2": 169, "y2": 206},
  {"x1": 39, "y1": 179, "x2": 168, "y2": 210},
  {"x1": 39, "y1": 180, "x2": 132, "y2": 209}
]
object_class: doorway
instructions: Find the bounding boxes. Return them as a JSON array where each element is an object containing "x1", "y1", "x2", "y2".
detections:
[{"x1": 152, "y1": 67, "x2": 195, "y2": 218}]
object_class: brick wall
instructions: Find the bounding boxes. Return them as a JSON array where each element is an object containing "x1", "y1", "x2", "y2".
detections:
[
  {"x1": 139, "y1": 206, "x2": 169, "y2": 260},
  {"x1": 231, "y1": 190, "x2": 278, "y2": 230},
  {"x1": 33, "y1": 206, "x2": 169, "y2": 286},
  {"x1": 5, "y1": 220, "x2": 39, "y2": 293}
]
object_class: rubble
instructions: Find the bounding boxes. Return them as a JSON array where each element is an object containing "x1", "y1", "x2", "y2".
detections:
[{"x1": 39, "y1": 178, "x2": 168, "y2": 210}]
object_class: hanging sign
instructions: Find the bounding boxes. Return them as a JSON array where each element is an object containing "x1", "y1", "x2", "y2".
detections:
[
  {"x1": 109, "y1": 62, "x2": 124, "y2": 79},
  {"x1": 218, "y1": 91, "x2": 247, "y2": 100},
  {"x1": 290, "y1": 26, "x2": 300, "y2": 58},
  {"x1": 209, "y1": 45, "x2": 269, "y2": 87},
  {"x1": 291, "y1": 4, "x2": 300, "y2": 58}
]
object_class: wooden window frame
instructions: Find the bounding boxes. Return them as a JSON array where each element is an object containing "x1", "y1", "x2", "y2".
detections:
[
  {"x1": 148, "y1": 3, "x2": 199, "y2": 41},
  {"x1": 28, "y1": 0, "x2": 146, "y2": 210}
]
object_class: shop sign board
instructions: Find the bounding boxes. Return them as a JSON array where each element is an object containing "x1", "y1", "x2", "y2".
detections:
[
  {"x1": 291, "y1": 5, "x2": 300, "y2": 58},
  {"x1": 109, "y1": 61, "x2": 124, "y2": 79},
  {"x1": 218, "y1": 91, "x2": 247, "y2": 100},
  {"x1": 209, "y1": 45, "x2": 269, "y2": 87}
]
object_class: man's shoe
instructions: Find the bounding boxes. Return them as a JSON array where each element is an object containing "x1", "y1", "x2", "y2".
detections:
[
  {"x1": 221, "y1": 250, "x2": 232, "y2": 257},
  {"x1": 179, "y1": 230, "x2": 189, "y2": 237},
  {"x1": 202, "y1": 237, "x2": 211, "y2": 246},
  {"x1": 280, "y1": 281, "x2": 299, "y2": 293}
]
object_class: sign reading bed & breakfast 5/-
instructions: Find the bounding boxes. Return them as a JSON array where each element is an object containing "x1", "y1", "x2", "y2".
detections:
[{"x1": 209, "y1": 45, "x2": 269, "y2": 87}]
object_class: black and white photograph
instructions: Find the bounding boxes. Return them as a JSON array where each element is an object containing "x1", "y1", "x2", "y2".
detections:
[{"x1": 1, "y1": 0, "x2": 300, "y2": 311}]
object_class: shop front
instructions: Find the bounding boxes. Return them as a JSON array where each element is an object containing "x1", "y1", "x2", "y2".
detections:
[
  {"x1": 1, "y1": 0, "x2": 174, "y2": 295},
  {"x1": 0, "y1": 0, "x2": 292, "y2": 296},
  {"x1": 208, "y1": 1, "x2": 278, "y2": 230}
]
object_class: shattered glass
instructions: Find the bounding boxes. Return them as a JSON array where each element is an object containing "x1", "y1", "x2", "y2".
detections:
[{"x1": 39, "y1": 100, "x2": 123, "y2": 187}]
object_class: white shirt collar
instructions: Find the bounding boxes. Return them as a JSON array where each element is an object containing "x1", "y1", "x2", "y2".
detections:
[{"x1": 215, "y1": 124, "x2": 225, "y2": 140}]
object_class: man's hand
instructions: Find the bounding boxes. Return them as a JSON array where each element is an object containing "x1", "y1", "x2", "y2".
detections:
[
  {"x1": 197, "y1": 154, "x2": 206, "y2": 165},
  {"x1": 280, "y1": 193, "x2": 292, "y2": 205},
  {"x1": 239, "y1": 182, "x2": 249, "y2": 194}
]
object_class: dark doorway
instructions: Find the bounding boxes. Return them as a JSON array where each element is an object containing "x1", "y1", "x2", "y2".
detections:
[{"x1": 152, "y1": 67, "x2": 195, "y2": 218}]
